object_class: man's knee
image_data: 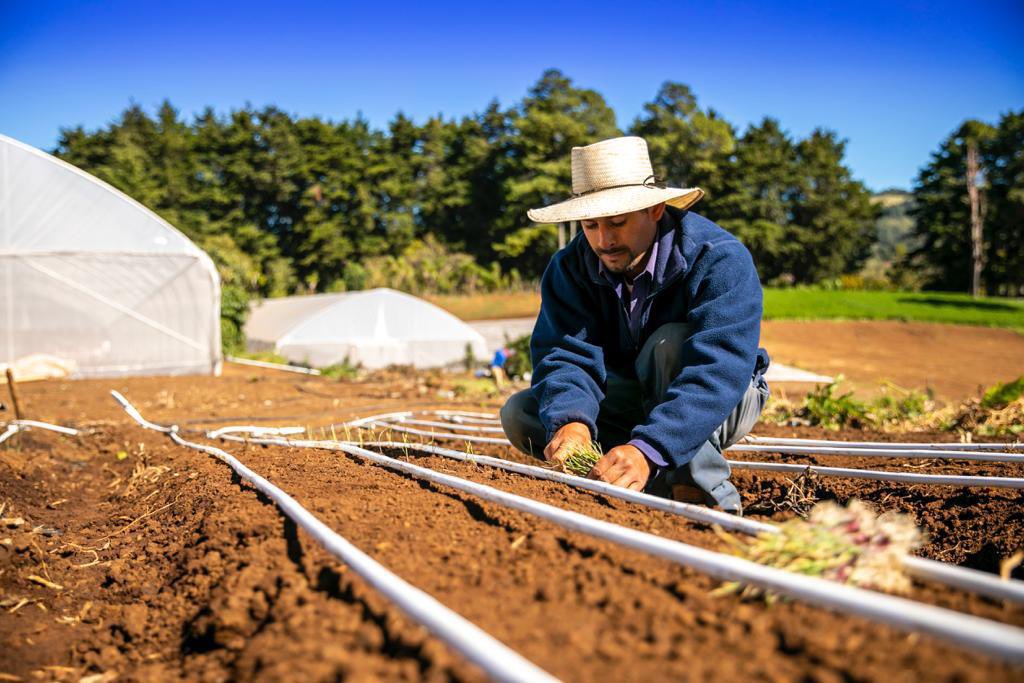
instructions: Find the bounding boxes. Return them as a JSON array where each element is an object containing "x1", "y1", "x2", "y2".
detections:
[
  {"x1": 500, "y1": 389, "x2": 545, "y2": 457},
  {"x1": 719, "y1": 375, "x2": 770, "y2": 449}
]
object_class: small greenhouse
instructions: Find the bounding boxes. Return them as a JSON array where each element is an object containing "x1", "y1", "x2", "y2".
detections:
[
  {"x1": 0, "y1": 134, "x2": 221, "y2": 379},
  {"x1": 244, "y1": 288, "x2": 488, "y2": 369}
]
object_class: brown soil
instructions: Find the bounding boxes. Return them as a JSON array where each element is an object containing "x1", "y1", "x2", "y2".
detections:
[
  {"x1": 1, "y1": 366, "x2": 1022, "y2": 681},
  {"x1": 761, "y1": 320, "x2": 1024, "y2": 402}
]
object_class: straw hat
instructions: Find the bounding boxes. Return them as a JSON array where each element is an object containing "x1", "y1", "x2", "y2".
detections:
[{"x1": 526, "y1": 136, "x2": 704, "y2": 223}]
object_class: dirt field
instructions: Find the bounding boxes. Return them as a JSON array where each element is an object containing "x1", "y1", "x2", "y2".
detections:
[
  {"x1": 761, "y1": 320, "x2": 1024, "y2": 402},
  {"x1": 1, "y1": 365, "x2": 1022, "y2": 682}
]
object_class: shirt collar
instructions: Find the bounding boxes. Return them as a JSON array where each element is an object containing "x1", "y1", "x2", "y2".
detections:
[{"x1": 598, "y1": 238, "x2": 659, "y2": 288}]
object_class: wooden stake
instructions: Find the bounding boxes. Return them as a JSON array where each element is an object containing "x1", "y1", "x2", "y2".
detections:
[
  {"x1": 966, "y1": 140, "x2": 986, "y2": 298},
  {"x1": 5, "y1": 368, "x2": 22, "y2": 420}
]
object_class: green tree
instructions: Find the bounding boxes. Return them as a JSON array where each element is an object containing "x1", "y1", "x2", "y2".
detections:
[
  {"x1": 495, "y1": 69, "x2": 621, "y2": 276},
  {"x1": 629, "y1": 82, "x2": 735, "y2": 200},
  {"x1": 714, "y1": 118, "x2": 801, "y2": 281},
  {"x1": 790, "y1": 129, "x2": 877, "y2": 282},
  {"x1": 713, "y1": 120, "x2": 874, "y2": 283},
  {"x1": 909, "y1": 119, "x2": 999, "y2": 292},
  {"x1": 982, "y1": 111, "x2": 1024, "y2": 295}
]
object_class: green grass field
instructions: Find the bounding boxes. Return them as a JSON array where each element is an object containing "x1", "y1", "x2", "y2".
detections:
[
  {"x1": 763, "y1": 289, "x2": 1024, "y2": 331},
  {"x1": 431, "y1": 289, "x2": 1024, "y2": 331}
]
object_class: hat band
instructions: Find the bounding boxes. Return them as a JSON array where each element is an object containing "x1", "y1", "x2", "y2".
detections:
[{"x1": 571, "y1": 174, "x2": 666, "y2": 198}]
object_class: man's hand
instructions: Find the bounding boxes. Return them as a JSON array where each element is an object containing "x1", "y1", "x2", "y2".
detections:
[
  {"x1": 588, "y1": 444, "x2": 651, "y2": 491},
  {"x1": 543, "y1": 422, "x2": 592, "y2": 464}
]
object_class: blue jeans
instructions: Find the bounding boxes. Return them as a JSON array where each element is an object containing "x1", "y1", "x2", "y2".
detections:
[{"x1": 500, "y1": 323, "x2": 769, "y2": 512}]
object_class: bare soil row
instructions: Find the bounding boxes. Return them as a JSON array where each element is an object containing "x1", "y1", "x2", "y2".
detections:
[{"x1": 0, "y1": 368, "x2": 1021, "y2": 681}]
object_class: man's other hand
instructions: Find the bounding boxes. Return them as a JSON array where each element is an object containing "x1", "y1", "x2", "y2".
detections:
[
  {"x1": 544, "y1": 422, "x2": 592, "y2": 464},
  {"x1": 588, "y1": 445, "x2": 651, "y2": 491}
]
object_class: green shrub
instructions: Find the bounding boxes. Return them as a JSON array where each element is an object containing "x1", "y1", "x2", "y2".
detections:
[
  {"x1": 981, "y1": 376, "x2": 1024, "y2": 410},
  {"x1": 320, "y1": 356, "x2": 361, "y2": 380},
  {"x1": 871, "y1": 388, "x2": 930, "y2": 424},
  {"x1": 803, "y1": 377, "x2": 870, "y2": 429},
  {"x1": 233, "y1": 350, "x2": 291, "y2": 365}
]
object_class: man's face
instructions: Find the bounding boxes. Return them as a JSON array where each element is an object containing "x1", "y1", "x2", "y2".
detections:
[{"x1": 580, "y1": 203, "x2": 665, "y2": 277}]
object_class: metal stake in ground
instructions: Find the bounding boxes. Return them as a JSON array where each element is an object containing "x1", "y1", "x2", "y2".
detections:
[{"x1": 5, "y1": 368, "x2": 23, "y2": 420}]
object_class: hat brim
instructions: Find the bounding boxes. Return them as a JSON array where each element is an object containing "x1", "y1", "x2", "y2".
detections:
[{"x1": 527, "y1": 186, "x2": 704, "y2": 224}]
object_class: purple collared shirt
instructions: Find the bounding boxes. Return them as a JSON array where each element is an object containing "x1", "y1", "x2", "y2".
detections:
[{"x1": 598, "y1": 242, "x2": 670, "y2": 470}]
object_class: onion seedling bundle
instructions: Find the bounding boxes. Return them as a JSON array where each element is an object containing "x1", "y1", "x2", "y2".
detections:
[
  {"x1": 715, "y1": 500, "x2": 924, "y2": 600},
  {"x1": 560, "y1": 441, "x2": 604, "y2": 477}
]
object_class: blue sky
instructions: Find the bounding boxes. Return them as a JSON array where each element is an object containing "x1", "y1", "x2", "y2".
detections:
[{"x1": 1, "y1": 0, "x2": 1021, "y2": 191}]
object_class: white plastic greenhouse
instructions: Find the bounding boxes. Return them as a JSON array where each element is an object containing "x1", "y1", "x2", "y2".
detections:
[
  {"x1": 0, "y1": 134, "x2": 221, "y2": 379},
  {"x1": 245, "y1": 288, "x2": 488, "y2": 369}
]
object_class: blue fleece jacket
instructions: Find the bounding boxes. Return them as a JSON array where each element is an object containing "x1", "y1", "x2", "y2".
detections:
[{"x1": 529, "y1": 206, "x2": 770, "y2": 469}]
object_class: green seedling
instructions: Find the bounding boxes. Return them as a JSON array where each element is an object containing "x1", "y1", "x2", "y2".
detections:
[
  {"x1": 560, "y1": 441, "x2": 604, "y2": 477},
  {"x1": 714, "y1": 499, "x2": 923, "y2": 601}
]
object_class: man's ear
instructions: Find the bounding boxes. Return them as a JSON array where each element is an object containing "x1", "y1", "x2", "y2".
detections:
[{"x1": 649, "y1": 202, "x2": 667, "y2": 221}]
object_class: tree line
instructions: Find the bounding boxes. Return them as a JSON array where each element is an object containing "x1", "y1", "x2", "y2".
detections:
[
  {"x1": 51, "y1": 69, "x2": 1022, "y2": 346},
  {"x1": 906, "y1": 113, "x2": 1024, "y2": 296}
]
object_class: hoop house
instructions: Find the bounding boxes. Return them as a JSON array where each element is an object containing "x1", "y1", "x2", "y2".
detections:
[
  {"x1": 0, "y1": 134, "x2": 221, "y2": 378},
  {"x1": 245, "y1": 289, "x2": 488, "y2": 369}
]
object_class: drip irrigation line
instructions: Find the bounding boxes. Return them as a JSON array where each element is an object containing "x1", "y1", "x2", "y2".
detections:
[
  {"x1": 730, "y1": 443, "x2": 1024, "y2": 463},
  {"x1": 440, "y1": 415, "x2": 503, "y2": 425},
  {"x1": 745, "y1": 435, "x2": 1022, "y2": 452},
  {"x1": 360, "y1": 419, "x2": 512, "y2": 445},
  {"x1": 394, "y1": 418, "x2": 506, "y2": 434},
  {"x1": 1, "y1": 419, "x2": 81, "y2": 444},
  {"x1": 343, "y1": 411, "x2": 413, "y2": 428},
  {"x1": 223, "y1": 434, "x2": 1024, "y2": 607},
  {"x1": 0, "y1": 425, "x2": 17, "y2": 445},
  {"x1": 110, "y1": 391, "x2": 558, "y2": 683},
  {"x1": 355, "y1": 414, "x2": 1024, "y2": 463},
  {"x1": 355, "y1": 442, "x2": 1024, "y2": 605},
  {"x1": 426, "y1": 410, "x2": 499, "y2": 420},
  {"x1": 207, "y1": 425, "x2": 307, "y2": 439},
  {"x1": 226, "y1": 356, "x2": 322, "y2": 376},
  {"x1": 207, "y1": 431, "x2": 1024, "y2": 664},
  {"x1": 11, "y1": 420, "x2": 80, "y2": 435},
  {"x1": 355, "y1": 415, "x2": 1024, "y2": 487},
  {"x1": 729, "y1": 460, "x2": 1024, "y2": 490}
]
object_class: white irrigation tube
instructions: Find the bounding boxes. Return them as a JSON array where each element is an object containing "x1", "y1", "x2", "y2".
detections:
[
  {"x1": 0, "y1": 425, "x2": 17, "y2": 445},
  {"x1": 442, "y1": 415, "x2": 503, "y2": 425},
  {"x1": 729, "y1": 443, "x2": 1024, "y2": 463},
  {"x1": 228, "y1": 434, "x2": 1024, "y2": 606},
  {"x1": 226, "y1": 355, "x2": 322, "y2": 376},
  {"x1": 395, "y1": 418, "x2": 506, "y2": 434},
  {"x1": 355, "y1": 414, "x2": 1024, "y2": 463},
  {"x1": 361, "y1": 420, "x2": 512, "y2": 445},
  {"x1": 745, "y1": 434, "x2": 1022, "y2": 452},
  {"x1": 729, "y1": 460, "x2": 1024, "y2": 490},
  {"x1": 238, "y1": 436, "x2": 772, "y2": 537},
  {"x1": 1, "y1": 419, "x2": 80, "y2": 444},
  {"x1": 427, "y1": 410, "x2": 499, "y2": 420},
  {"x1": 209, "y1": 432, "x2": 1024, "y2": 663},
  {"x1": 207, "y1": 425, "x2": 307, "y2": 439},
  {"x1": 11, "y1": 420, "x2": 80, "y2": 436},
  {"x1": 231, "y1": 410, "x2": 1024, "y2": 601},
  {"x1": 343, "y1": 411, "x2": 413, "y2": 428},
  {"x1": 355, "y1": 415, "x2": 1024, "y2": 477},
  {"x1": 354, "y1": 442, "x2": 1024, "y2": 605},
  {"x1": 109, "y1": 392, "x2": 557, "y2": 683}
]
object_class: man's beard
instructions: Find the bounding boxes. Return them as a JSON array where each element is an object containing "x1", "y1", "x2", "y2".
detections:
[{"x1": 599, "y1": 247, "x2": 646, "y2": 276}]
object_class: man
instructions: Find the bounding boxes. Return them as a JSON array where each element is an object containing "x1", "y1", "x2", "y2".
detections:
[{"x1": 500, "y1": 136, "x2": 769, "y2": 513}]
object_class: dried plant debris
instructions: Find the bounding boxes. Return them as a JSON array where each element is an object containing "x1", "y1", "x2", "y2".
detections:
[
  {"x1": 750, "y1": 470, "x2": 821, "y2": 518},
  {"x1": 560, "y1": 441, "x2": 604, "y2": 477},
  {"x1": 715, "y1": 500, "x2": 924, "y2": 600}
]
